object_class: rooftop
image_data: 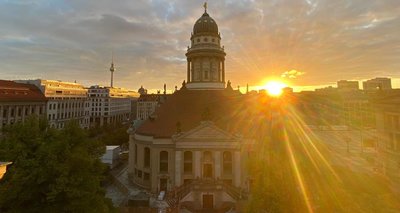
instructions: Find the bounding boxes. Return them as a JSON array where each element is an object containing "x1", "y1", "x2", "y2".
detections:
[
  {"x1": 136, "y1": 87, "x2": 269, "y2": 138},
  {"x1": 0, "y1": 80, "x2": 47, "y2": 102}
]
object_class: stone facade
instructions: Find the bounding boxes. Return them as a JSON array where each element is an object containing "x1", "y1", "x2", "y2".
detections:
[
  {"x1": 17, "y1": 79, "x2": 90, "y2": 129},
  {"x1": 185, "y1": 10, "x2": 226, "y2": 90},
  {"x1": 88, "y1": 85, "x2": 139, "y2": 126},
  {"x1": 0, "y1": 80, "x2": 47, "y2": 131},
  {"x1": 129, "y1": 121, "x2": 253, "y2": 209},
  {"x1": 127, "y1": 7, "x2": 254, "y2": 211}
]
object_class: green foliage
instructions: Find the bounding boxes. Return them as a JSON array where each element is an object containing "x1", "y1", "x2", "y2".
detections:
[
  {"x1": 88, "y1": 123, "x2": 129, "y2": 146},
  {"x1": 0, "y1": 116, "x2": 115, "y2": 213}
]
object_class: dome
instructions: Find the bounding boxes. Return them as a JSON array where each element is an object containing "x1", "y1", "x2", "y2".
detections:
[{"x1": 193, "y1": 12, "x2": 219, "y2": 35}]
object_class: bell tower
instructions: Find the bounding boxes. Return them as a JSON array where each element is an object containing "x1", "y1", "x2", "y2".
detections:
[{"x1": 185, "y1": 4, "x2": 226, "y2": 90}]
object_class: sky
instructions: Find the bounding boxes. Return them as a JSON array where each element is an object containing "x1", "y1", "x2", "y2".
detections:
[{"x1": 0, "y1": 0, "x2": 399, "y2": 92}]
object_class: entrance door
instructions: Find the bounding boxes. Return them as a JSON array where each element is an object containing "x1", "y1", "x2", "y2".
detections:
[
  {"x1": 203, "y1": 164, "x2": 213, "y2": 178},
  {"x1": 160, "y1": 178, "x2": 168, "y2": 192},
  {"x1": 203, "y1": 194, "x2": 214, "y2": 209}
]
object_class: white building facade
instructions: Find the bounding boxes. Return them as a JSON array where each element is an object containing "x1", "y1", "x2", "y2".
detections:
[
  {"x1": 88, "y1": 86, "x2": 139, "y2": 126},
  {"x1": 17, "y1": 79, "x2": 90, "y2": 129}
]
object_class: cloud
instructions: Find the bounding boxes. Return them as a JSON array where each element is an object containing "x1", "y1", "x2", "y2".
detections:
[
  {"x1": 0, "y1": 0, "x2": 399, "y2": 90},
  {"x1": 281, "y1": 70, "x2": 305, "y2": 79}
]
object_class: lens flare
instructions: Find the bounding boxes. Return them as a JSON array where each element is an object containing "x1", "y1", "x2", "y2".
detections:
[{"x1": 264, "y1": 81, "x2": 287, "y2": 96}]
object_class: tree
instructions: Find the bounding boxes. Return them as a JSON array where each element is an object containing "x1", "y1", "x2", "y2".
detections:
[{"x1": 0, "y1": 116, "x2": 115, "y2": 213}]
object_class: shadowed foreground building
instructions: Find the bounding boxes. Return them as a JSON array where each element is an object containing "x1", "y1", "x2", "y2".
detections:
[{"x1": 128, "y1": 8, "x2": 258, "y2": 211}]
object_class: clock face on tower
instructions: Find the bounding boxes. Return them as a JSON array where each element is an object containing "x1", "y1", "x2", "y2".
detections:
[{"x1": 185, "y1": 9, "x2": 226, "y2": 90}]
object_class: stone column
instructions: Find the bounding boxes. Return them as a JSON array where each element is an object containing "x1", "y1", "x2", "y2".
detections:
[
  {"x1": 187, "y1": 60, "x2": 190, "y2": 82},
  {"x1": 175, "y1": 151, "x2": 182, "y2": 186},
  {"x1": 222, "y1": 60, "x2": 225, "y2": 82},
  {"x1": 200, "y1": 59, "x2": 203, "y2": 81},
  {"x1": 214, "y1": 151, "x2": 221, "y2": 179},
  {"x1": 234, "y1": 151, "x2": 241, "y2": 187},
  {"x1": 194, "y1": 151, "x2": 201, "y2": 178}
]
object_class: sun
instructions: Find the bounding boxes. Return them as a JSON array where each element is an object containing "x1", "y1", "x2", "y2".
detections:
[{"x1": 264, "y1": 81, "x2": 287, "y2": 97}]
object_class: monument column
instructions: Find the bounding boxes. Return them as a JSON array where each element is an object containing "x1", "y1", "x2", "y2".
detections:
[{"x1": 175, "y1": 151, "x2": 182, "y2": 186}]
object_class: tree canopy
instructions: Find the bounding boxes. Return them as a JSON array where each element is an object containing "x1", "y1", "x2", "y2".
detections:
[{"x1": 0, "y1": 116, "x2": 115, "y2": 213}]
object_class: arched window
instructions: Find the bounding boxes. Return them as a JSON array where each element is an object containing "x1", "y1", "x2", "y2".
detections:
[
  {"x1": 184, "y1": 151, "x2": 193, "y2": 174},
  {"x1": 144, "y1": 147, "x2": 150, "y2": 168},
  {"x1": 223, "y1": 151, "x2": 232, "y2": 174},
  {"x1": 134, "y1": 144, "x2": 138, "y2": 165},
  {"x1": 160, "y1": 151, "x2": 168, "y2": 173}
]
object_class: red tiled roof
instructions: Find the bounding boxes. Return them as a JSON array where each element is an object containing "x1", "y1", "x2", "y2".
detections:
[
  {"x1": 0, "y1": 80, "x2": 47, "y2": 102},
  {"x1": 136, "y1": 88, "x2": 273, "y2": 138}
]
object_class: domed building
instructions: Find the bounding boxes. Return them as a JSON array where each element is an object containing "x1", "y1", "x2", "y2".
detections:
[
  {"x1": 128, "y1": 5, "x2": 258, "y2": 211},
  {"x1": 185, "y1": 8, "x2": 226, "y2": 90}
]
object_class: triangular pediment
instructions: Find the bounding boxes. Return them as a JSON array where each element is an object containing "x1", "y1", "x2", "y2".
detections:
[{"x1": 174, "y1": 121, "x2": 237, "y2": 142}]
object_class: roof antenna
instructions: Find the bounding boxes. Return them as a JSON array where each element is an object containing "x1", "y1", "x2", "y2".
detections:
[{"x1": 110, "y1": 50, "x2": 116, "y2": 87}]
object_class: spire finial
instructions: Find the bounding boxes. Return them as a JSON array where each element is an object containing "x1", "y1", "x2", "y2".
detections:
[{"x1": 203, "y1": 2, "x2": 207, "y2": 13}]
